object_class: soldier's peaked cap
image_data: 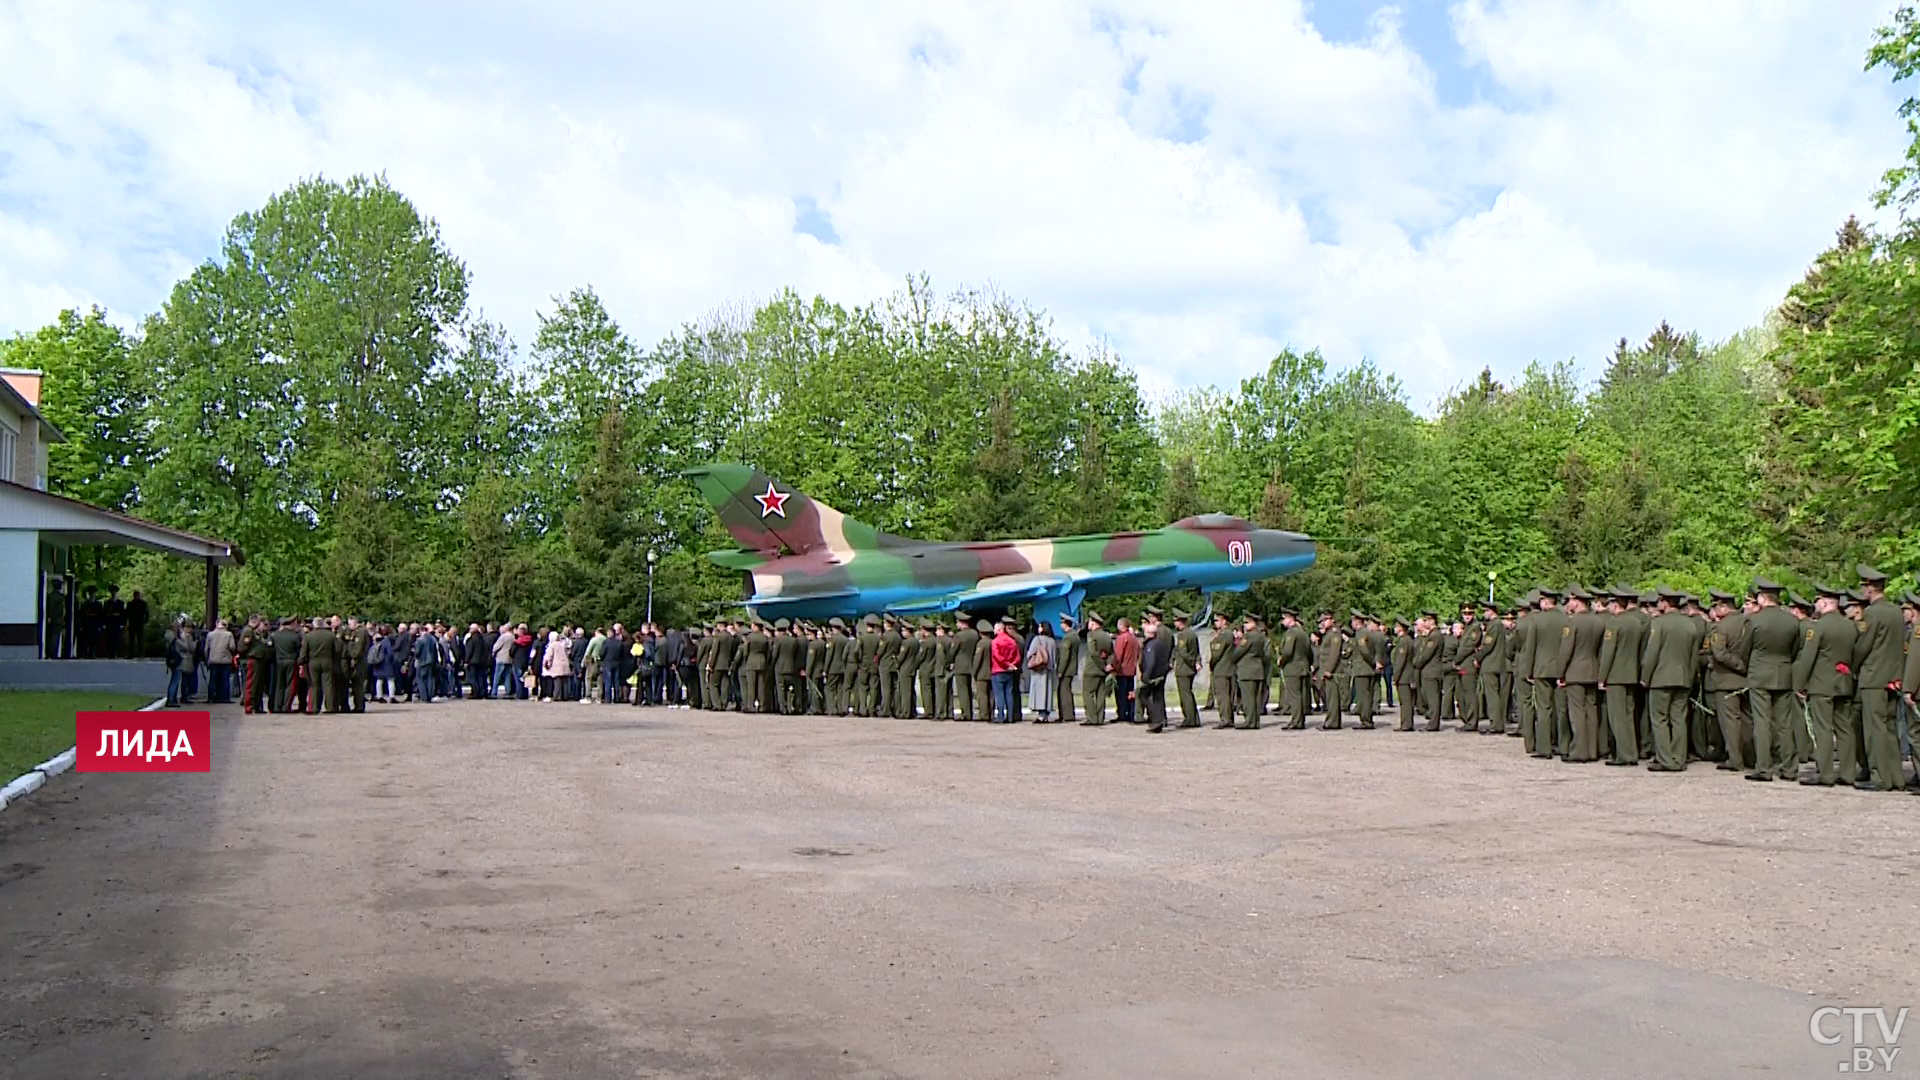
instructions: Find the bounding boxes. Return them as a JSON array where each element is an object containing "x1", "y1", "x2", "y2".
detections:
[
  {"x1": 829, "y1": 617, "x2": 846, "y2": 628},
  {"x1": 1708, "y1": 589, "x2": 1735, "y2": 603},
  {"x1": 773, "y1": 617, "x2": 791, "y2": 629},
  {"x1": 1903, "y1": 591, "x2": 1920, "y2": 609},
  {"x1": 1655, "y1": 586, "x2": 1680, "y2": 600},
  {"x1": 1144, "y1": 604, "x2": 1163, "y2": 616},
  {"x1": 1859, "y1": 564, "x2": 1889, "y2": 584},
  {"x1": 1281, "y1": 608, "x2": 1299, "y2": 618},
  {"x1": 1085, "y1": 609, "x2": 1103, "y2": 623},
  {"x1": 1245, "y1": 612, "x2": 1264, "y2": 625},
  {"x1": 976, "y1": 619, "x2": 992, "y2": 632},
  {"x1": 1172, "y1": 608, "x2": 1190, "y2": 620},
  {"x1": 1537, "y1": 586, "x2": 1561, "y2": 598},
  {"x1": 1352, "y1": 607, "x2": 1367, "y2": 619},
  {"x1": 1420, "y1": 609, "x2": 1439, "y2": 620},
  {"x1": 1814, "y1": 582, "x2": 1843, "y2": 598},
  {"x1": 1393, "y1": 615, "x2": 1410, "y2": 627},
  {"x1": 1752, "y1": 576, "x2": 1784, "y2": 593},
  {"x1": 1789, "y1": 592, "x2": 1812, "y2": 608}
]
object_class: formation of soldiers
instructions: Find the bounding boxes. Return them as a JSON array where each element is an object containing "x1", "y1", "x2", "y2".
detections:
[{"x1": 666, "y1": 564, "x2": 1920, "y2": 791}]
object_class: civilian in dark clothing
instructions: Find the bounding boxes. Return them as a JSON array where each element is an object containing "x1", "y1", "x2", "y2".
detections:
[
  {"x1": 568, "y1": 629, "x2": 589, "y2": 700},
  {"x1": 412, "y1": 630, "x2": 438, "y2": 702},
  {"x1": 480, "y1": 623, "x2": 500, "y2": 697},
  {"x1": 464, "y1": 624, "x2": 489, "y2": 699},
  {"x1": 1140, "y1": 619, "x2": 1174, "y2": 732},
  {"x1": 602, "y1": 627, "x2": 628, "y2": 705}
]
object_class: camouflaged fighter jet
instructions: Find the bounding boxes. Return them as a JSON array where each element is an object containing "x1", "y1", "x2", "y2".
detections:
[{"x1": 686, "y1": 464, "x2": 1316, "y2": 626}]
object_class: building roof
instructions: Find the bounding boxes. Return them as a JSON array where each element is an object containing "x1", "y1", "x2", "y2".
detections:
[
  {"x1": 0, "y1": 479, "x2": 240, "y2": 564},
  {"x1": 0, "y1": 372, "x2": 63, "y2": 443}
]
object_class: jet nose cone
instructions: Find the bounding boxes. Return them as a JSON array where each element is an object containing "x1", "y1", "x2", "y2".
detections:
[{"x1": 1253, "y1": 528, "x2": 1315, "y2": 567}]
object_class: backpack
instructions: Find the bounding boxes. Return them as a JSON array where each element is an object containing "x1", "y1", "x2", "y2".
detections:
[{"x1": 368, "y1": 639, "x2": 389, "y2": 666}]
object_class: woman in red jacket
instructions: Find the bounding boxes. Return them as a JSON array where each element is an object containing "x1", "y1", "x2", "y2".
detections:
[{"x1": 989, "y1": 617, "x2": 1021, "y2": 723}]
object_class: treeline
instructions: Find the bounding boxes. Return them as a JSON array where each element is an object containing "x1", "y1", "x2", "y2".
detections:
[{"x1": 9, "y1": 12, "x2": 1920, "y2": 628}]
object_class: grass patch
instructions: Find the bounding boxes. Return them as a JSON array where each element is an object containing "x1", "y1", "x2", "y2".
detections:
[{"x1": 0, "y1": 690, "x2": 155, "y2": 780}]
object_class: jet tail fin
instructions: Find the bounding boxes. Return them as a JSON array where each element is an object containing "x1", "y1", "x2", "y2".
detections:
[{"x1": 684, "y1": 464, "x2": 891, "y2": 555}]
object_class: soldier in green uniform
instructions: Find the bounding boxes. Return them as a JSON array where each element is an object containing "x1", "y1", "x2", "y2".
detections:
[
  {"x1": 300, "y1": 616, "x2": 342, "y2": 715},
  {"x1": 1234, "y1": 613, "x2": 1268, "y2": 730},
  {"x1": 1478, "y1": 601, "x2": 1510, "y2": 735},
  {"x1": 1596, "y1": 589, "x2": 1645, "y2": 765},
  {"x1": 1796, "y1": 585, "x2": 1859, "y2": 786},
  {"x1": 768, "y1": 619, "x2": 797, "y2": 714},
  {"x1": 1903, "y1": 594, "x2": 1920, "y2": 788},
  {"x1": 1530, "y1": 589, "x2": 1571, "y2": 758},
  {"x1": 1347, "y1": 611, "x2": 1381, "y2": 729},
  {"x1": 1852, "y1": 566, "x2": 1906, "y2": 790},
  {"x1": 707, "y1": 622, "x2": 733, "y2": 711},
  {"x1": 1276, "y1": 610, "x2": 1311, "y2": 730},
  {"x1": 1561, "y1": 587, "x2": 1605, "y2": 761},
  {"x1": 820, "y1": 618, "x2": 845, "y2": 715},
  {"x1": 1702, "y1": 590, "x2": 1750, "y2": 769},
  {"x1": 740, "y1": 619, "x2": 771, "y2": 713},
  {"x1": 1053, "y1": 614, "x2": 1078, "y2": 723},
  {"x1": 1390, "y1": 617, "x2": 1416, "y2": 731},
  {"x1": 873, "y1": 617, "x2": 899, "y2": 718},
  {"x1": 949, "y1": 615, "x2": 978, "y2": 720},
  {"x1": 1454, "y1": 603, "x2": 1483, "y2": 733},
  {"x1": 1171, "y1": 610, "x2": 1201, "y2": 727},
  {"x1": 929, "y1": 622, "x2": 952, "y2": 720},
  {"x1": 806, "y1": 624, "x2": 830, "y2": 714},
  {"x1": 1512, "y1": 595, "x2": 1540, "y2": 749},
  {"x1": 969, "y1": 619, "x2": 993, "y2": 721},
  {"x1": 1641, "y1": 588, "x2": 1700, "y2": 770},
  {"x1": 1744, "y1": 578, "x2": 1801, "y2": 781},
  {"x1": 342, "y1": 616, "x2": 371, "y2": 713},
  {"x1": 1315, "y1": 613, "x2": 1346, "y2": 729},
  {"x1": 1208, "y1": 611, "x2": 1236, "y2": 725},
  {"x1": 1438, "y1": 618, "x2": 1461, "y2": 728},
  {"x1": 1412, "y1": 613, "x2": 1443, "y2": 731},
  {"x1": 271, "y1": 618, "x2": 303, "y2": 713},
  {"x1": 915, "y1": 621, "x2": 938, "y2": 719},
  {"x1": 1080, "y1": 611, "x2": 1114, "y2": 725}
]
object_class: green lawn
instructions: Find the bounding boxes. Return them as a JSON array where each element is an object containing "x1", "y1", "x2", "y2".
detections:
[{"x1": 0, "y1": 691, "x2": 156, "y2": 781}]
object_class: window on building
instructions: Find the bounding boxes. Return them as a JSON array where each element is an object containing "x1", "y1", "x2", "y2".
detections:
[{"x1": 0, "y1": 418, "x2": 16, "y2": 484}]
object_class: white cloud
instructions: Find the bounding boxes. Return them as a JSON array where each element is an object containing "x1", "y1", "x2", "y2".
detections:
[{"x1": 0, "y1": 0, "x2": 1905, "y2": 410}]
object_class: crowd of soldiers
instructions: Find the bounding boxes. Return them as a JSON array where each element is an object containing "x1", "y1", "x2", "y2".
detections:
[{"x1": 200, "y1": 564, "x2": 1920, "y2": 792}]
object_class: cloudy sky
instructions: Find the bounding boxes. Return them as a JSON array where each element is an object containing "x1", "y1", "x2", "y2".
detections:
[{"x1": 0, "y1": 0, "x2": 1908, "y2": 407}]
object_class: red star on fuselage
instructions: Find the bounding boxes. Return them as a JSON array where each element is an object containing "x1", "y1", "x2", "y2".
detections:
[{"x1": 754, "y1": 482, "x2": 790, "y2": 519}]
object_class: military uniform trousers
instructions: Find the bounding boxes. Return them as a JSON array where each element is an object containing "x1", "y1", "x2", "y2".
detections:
[
  {"x1": 1286, "y1": 674, "x2": 1311, "y2": 729},
  {"x1": 893, "y1": 671, "x2": 915, "y2": 718},
  {"x1": 1353, "y1": 673, "x2": 1376, "y2": 728},
  {"x1": 1327, "y1": 675, "x2": 1351, "y2": 728},
  {"x1": 1650, "y1": 688, "x2": 1689, "y2": 769},
  {"x1": 918, "y1": 670, "x2": 938, "y2": 718},
  {"x1": 1441, "y1": 672, "x2": 1459, "y2": 726},
  {"x1": 1750, "y1": 688, "x2": 1797, "y2": 779},
  {"x1": 875, "y1": 668, "x2": 896, "y2": 717},
  {"x1": 1790, "y1": 694, "x2": 1814, "y2": 767},
  {"x1": 1564, "y1": 682, "x2": 1600, "y2": 760},
  {"x1": 1604, "y1": 685, "x2": 1638, "y2": 764},
  {"x1": 1394, "y1": 679, "x2": 1416, "y2": 730},
  {"x1": 1530, "y1": 680, "x2": 1559, "y2": 755},
  {"x1": 1483, "y1": 674, "x2": 1511, "y2": 734},
  {"x1": 952, "y1": 674, "x2": 974, "y2": 721},
  {"x1": 1053, "y1": 671, "x2": 1075, "y2": 723},
  {"x1": 308, "y1": 663, "x2": 342, "y2": 714},
  {"x1": 1807, "y1": 694, "x2": 1847, "y2": 785},
  {"x1": 1175, "y1": 675, "x2": 1199, "y2": 726},
  {"x1": 1457, "y1": 671, "x2": 1480, "y2": 728},
  {"x1": 931, "y1": 672, "x2": 950, "y2": 720},
  {"x1": 1691, "y1": 687, "x2": 1721, "y2": 762},
  {"x1": 244, "y1": 659, "x2": 269, "y2": 713},
  {"x1": 1084, "y1": 674, "x2": 1110, "y2": 724},
  {"x1": 1420, "y1": 676, "x2": 1443, "y2": 729},
  {"x1": 1237, "y1": 677, "x2": 1264, "y2": 729},
  {"x1": 810, "y1": 674, "x2": 828, "y2": 714},
  {"x1": 272, "y1": 662, "x2": 297, "y2": 713},
  {"x1": 1211, "y1": 668, "x2": 1236, "y2": 718},
  {"x1": 350, "y1": 662, "x2": 369, "y2": 712},
  {"x1": 1862, "y1": 688, "x2": 1902, "y2": 790},
  {"x1": 1711, "y1": 689, "x2": 1751, "y2": 770},
  {"x1": 972, "y1": 676, "x2": 992, "y2": 720}
]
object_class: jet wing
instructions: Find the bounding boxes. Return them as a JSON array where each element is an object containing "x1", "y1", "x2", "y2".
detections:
[{"x1": 882, "y1": 563, "x2": 1173, "y2": 615}]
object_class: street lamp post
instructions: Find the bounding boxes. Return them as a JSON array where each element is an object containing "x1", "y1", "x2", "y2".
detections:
[
  {"x1": 646, "y1": 549, "x2": 658, "y2": 625},
  {"x1": 1487, "y1": 569, "x2": 1497, "y2": 605}
]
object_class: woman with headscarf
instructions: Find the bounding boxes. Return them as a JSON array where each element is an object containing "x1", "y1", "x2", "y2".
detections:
[
  {"x1": 541, "y1": 629, "x2": 571, "y2": 702},
  {"x1": 1024, "y1": 620, "x2": 1056, "y2": 722}
]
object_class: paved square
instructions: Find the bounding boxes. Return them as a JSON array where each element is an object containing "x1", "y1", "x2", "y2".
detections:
[{"x1": 3, "y1": 700, "x2": 1917, "y2": 1078}]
